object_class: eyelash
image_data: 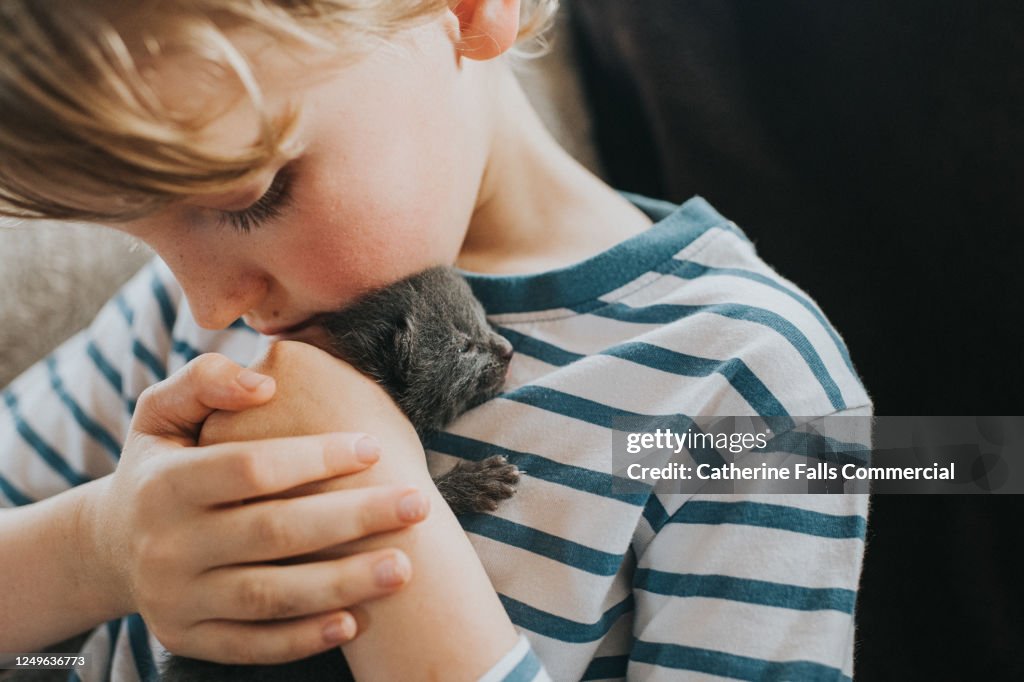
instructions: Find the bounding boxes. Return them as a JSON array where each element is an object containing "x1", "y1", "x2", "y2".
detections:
[{"x1": 216, "y1": 163, "x2": 296, "y2": 234}]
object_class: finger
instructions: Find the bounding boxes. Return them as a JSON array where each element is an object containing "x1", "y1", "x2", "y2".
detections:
[
  {"x1": 177, "y1": 610, "x2": 358, "y2": 664},
  {"x1": 169, "y1": 432, "x2": 382, "y2": 506},
  {"x1": 201, "y1": 485, "x2": 430, "y2": 565},
  {"x1": 188, "y1": 549, "x2": 411, "y2": 622},
  {"x1": 131, "y1": 353, "x2": 276, "y2": 445}
]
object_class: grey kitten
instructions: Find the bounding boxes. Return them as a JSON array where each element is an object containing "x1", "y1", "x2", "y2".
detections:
[{"x1": 160, "y1": 266, "x2": 519, "y2": 682}]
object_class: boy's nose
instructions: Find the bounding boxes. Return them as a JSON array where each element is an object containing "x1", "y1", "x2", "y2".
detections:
[{"x1": 177, "y1": 271, "x2": 270, "y2": 331}]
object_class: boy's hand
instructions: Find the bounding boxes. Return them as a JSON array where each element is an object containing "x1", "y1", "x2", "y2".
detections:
[{"x1": 82, "y1": 353, "x2": 428, "y2": 664}]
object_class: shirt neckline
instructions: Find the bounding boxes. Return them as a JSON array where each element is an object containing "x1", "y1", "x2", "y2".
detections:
[{"x1": 458, "y1": 193, "x2": 729, "y2": 315}]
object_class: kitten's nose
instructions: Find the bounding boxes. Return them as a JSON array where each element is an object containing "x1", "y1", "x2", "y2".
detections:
[{"x1": 495, "y1": 336, "x2": 514, "y2": 363}]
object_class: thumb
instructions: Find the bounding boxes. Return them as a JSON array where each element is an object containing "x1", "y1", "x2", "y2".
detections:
[{"x1": 129, "y1": 353, "x2": 275, "y2": 446}]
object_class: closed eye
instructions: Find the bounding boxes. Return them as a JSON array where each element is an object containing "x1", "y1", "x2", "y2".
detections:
[{"x1": 216, "y1": 162, "x2": 297, "y2": 234}]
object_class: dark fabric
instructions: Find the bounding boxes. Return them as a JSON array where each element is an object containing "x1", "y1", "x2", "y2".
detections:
[{"x1": 569, "y1": 1, "x2": 1024, "y2": 680}]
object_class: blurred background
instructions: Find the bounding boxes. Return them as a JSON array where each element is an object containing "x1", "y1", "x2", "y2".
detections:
[
  {"x1": 567, "y1": 1, "x2": 1023, "y2": 680},
  {"x1": 2, "y1": 1, "x2": 1021, "y2": 679}
]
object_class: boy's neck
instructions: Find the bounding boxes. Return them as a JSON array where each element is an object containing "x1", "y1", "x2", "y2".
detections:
[{"x1": 456, "y1": 61, "x2": 652, "y2": 276}]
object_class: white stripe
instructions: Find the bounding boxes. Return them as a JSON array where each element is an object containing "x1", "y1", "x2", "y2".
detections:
[
  {"x1": 644, "y1": 520, "x2": 866, "y2": 590},
  {"x1": 636, "y1": 596, "x2": 854, "y2": 670}
]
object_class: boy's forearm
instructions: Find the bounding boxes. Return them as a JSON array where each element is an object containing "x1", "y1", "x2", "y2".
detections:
[
  {"x1": 0, "y1": 477, "x2": 126, "y2": 651},
  {"x1": 198, "y1": 341, "x2": 519, "y2": 681}
]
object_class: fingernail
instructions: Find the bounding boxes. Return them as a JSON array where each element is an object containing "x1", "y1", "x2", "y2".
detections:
[
  {"x1": 355, "y1": 436, "x2": 381, "y2": 463},
  {"x1": 374, "y1": 553, "x2": 409, "y2": 588},
  {"x1": 237, "y1": 369, "x2": 272, "y2": 391},
  {"x1": 323, "y1": 612, "x2": 356, "y2": 644},
  {"x1": 397, "y1": 490, "x2": 428, "y2": 522}
]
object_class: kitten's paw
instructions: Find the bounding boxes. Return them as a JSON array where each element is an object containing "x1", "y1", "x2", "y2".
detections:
[
  {"x1": 473, "y1": 455, "x2": 520, "y2": 509},
  {"x1": 435, "y1": 455, "x2": 520, "y2": 514}
]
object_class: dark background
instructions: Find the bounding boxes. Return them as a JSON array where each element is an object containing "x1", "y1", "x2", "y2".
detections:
[{"x1": 569, "y1": 1, "x2": 1023, "y2": 679}]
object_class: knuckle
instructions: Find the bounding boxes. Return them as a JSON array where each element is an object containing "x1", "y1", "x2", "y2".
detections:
[
  {"x1": 136, "y1": 532, "x2": 177, "y2": 577},
  {"x1": 253, "y1": 511, "x2": 293, "y2": 553},
  {"x1": 329, "y1": 572, "x2": 356, "y2": 605},
  {"x1": 356, "y1": 497, "x2": 384, "y2": 535},
  {"x1": 232, "y1": 450, "x2": 271, "y2": 492},
  {"x1": 134, "y1": 383, "x2": 162, "y2": 416},
  {"x1": 188, "y1": 352, "x2": 234, "y2": 386},
  {"x1": 237, "y1": 575, "x2": 293, "y2": 619},
  {"x1": 133, "y1": 465, "x2": 164, "y2": 505}
]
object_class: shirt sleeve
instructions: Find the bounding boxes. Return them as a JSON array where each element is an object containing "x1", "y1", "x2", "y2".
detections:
[
  {"x1": 0, "y1": 256, "x2": 180, "y2": 508},
  {"x1": 476, "y1": 633, "x2": 553, "y2": 682},
  {"x1": 627, "y1": 405, "x2": 872, "y2": 681}
]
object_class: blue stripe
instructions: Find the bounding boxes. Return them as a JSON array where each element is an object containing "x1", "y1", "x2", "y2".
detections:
[
  {"x1": 427, "y1": 432, "x2": 645, "y2": 505},
  {"x1": 106, "y1": 618, "x2": 124, "y2": 681},
  {"x1": 662, "y1": 258, "x2": 857, "y2": 377},
  {"x1": 500, "y1": 592, "x2": 634, "y2": 643},
  {"x1": 172, "y1": 338, "x2": 202, "y2": 363},
  {"x1": 630, "y1": 640, "x2": 851, "y2": 681},
  {"x1": 149, "y1": 272, "x2": 176, "y2": 337},
  {"x1": 581, "y1": 655, "x2": 629, "y2": 681},
  {"x1": 604, "y1": 342, "x2": 792, "y2": 425},
  {"x1": 641, "y1": 494, "x2": 670, "y2": 533},
  {"x1": 492, "y1": 326, "x2": 584, "y2": 367},
  {"x1": 463, "y1": 195, "x2": 729, "y2": 314},
  {"x1": 3, "y1": 390, "x2": 88, "y2": 487},
  {"x1": 582, "y1": 301, "x2": 847, "y2": 411},
  {"x1": 87, "y1": 340, "x2": 123, "y2": 396},
  {"x1": 114, "y1": 288, "x2": 166, "y2": 381},
  {"x1": 634, "y1": 568, "x2": 856, "y2": 614},
  {"x1": 500, "y1": 386, "x2": 727, "y2": 468},
  {"x1": 127, "y1": 614, "x2": 158, "y2": 682},
  {"x1": 87, "y1": 339, "x2": 136, "y2": 418},
  {"x1": 461, "y1": 514, "x2": 623, "y2": 577},
  {"x1": 115, "y1": 293, "x2": 133, "y2": 325},
  {"x1": 493, "y1": 329, "x2": 793, "y2": 426},
  {"x1": 46, "y1": 357, "x2": 122, "y2": 460},
  {"x1": 672, "y1": 500, "x2": 867, "y2": 540},
  {"x1": 0, "y1": 473, "x2": 34, "y2": 506},
  {"x1": 501, "y1": 644, "x2": 543, "y2": 682},
  {"x1": 133, "y1": 339, "x2": 166, "y2": 382}
]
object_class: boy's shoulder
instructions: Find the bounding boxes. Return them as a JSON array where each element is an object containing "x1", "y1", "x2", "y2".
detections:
[{"x1": 472, "y1": 194, "x2": 871, "y2": 421}]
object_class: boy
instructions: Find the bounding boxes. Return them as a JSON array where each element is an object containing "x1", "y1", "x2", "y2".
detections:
[{"x1": 0, "y1": 1, "x2": 872, "y2": 680}]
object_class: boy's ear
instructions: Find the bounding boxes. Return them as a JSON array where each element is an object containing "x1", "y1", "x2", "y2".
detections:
[{"x1": 447, "y1": 0, "x2": 521, "y2": 60}]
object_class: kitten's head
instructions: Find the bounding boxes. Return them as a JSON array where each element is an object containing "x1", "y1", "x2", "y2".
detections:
[{"x1": 320, "y1": 267, "x2": 513, "y2": 435}]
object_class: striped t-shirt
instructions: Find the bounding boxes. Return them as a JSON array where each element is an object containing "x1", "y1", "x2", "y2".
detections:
[{"x1": 1, "y1": 193, "x2": 872, "y2": 681}]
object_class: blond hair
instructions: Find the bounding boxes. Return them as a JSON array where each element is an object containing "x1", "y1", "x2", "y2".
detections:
[{"x1": 0, "y1": 0, "x2": 559, "y2": 223}]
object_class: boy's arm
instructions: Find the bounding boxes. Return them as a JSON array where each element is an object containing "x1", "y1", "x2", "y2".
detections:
[
  {"x1": 626, "y1": 406, "x2": 872, "y2": 680},
  {"x1": 198, "y1": 340, "x2": 550, "y2": 681},
  {"x1": 0, "y1": 258, "x2": 177, "y2": 650},
  {"x1": 0, "y1": 478, "x2": 127, "y2": 652}
]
